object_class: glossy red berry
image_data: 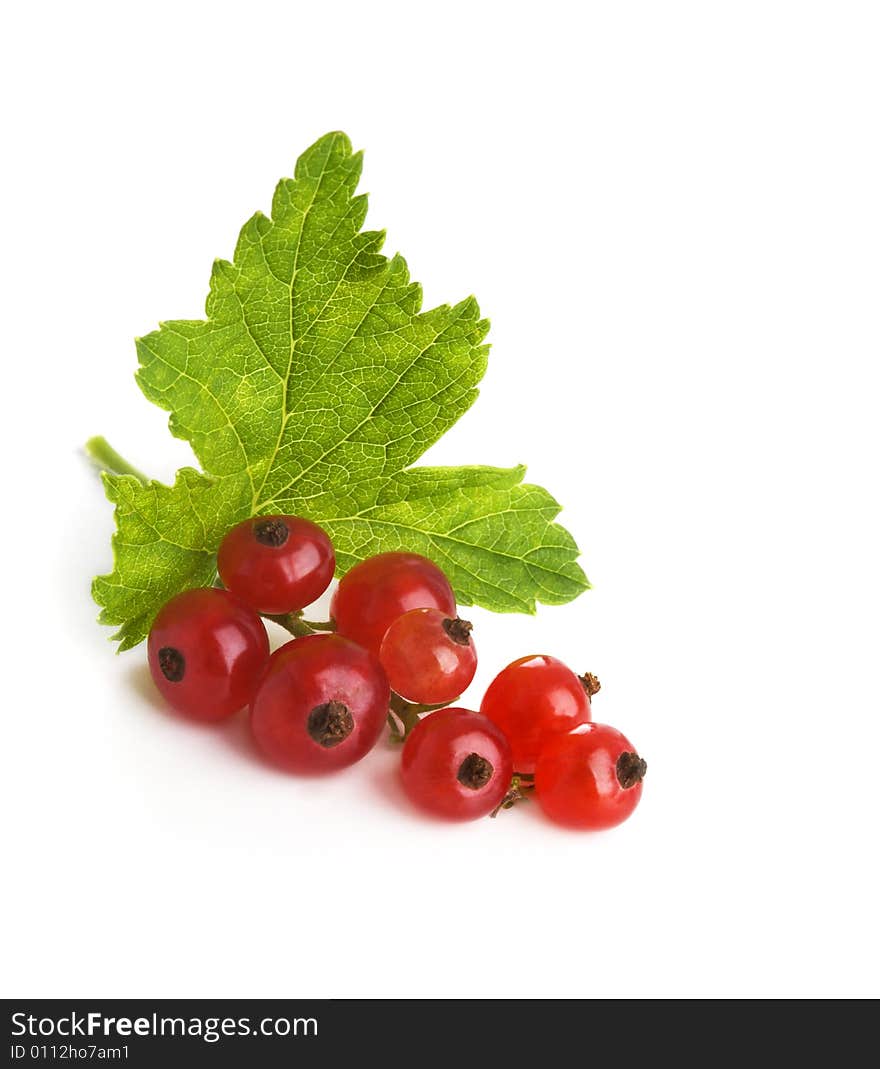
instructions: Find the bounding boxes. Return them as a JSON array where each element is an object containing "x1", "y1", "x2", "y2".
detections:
[
  {"x1": 401, "y1": 708, "x2": 513, "y2": 821},
  {"x1": 331, "y1": 552, "x2": 456, "y2": 655},
  {"x1": 535, "y1": 723, "x2": 646, "y2": 830},
  {"x1": 217, "y1": 514, "x2": 335, "y2": 614},
  {"x1": 480, "y1": 654, "x2": 594, "y2": 773},
  {"x1": 249, "y1": 634, "x2": 390, "y2": 774},
  {"x1": 379, "y1": 609, "x2": 477, "y2": 704},
  {"x1": 147, "y1": 588, "x2": 270, "y2": 722}
]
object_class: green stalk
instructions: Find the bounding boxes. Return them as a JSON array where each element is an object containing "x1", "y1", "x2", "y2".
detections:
[
  {"x1": 387, "y1": 692, "x2": 456, "y2": 742},
  {"x1": 262, "y1": 613, "x2": 315, "y2": 639},
  {"x1": 84, "y1": 437, "x2": 149, "y2": 484}
]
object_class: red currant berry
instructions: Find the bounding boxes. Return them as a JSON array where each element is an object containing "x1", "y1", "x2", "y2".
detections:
[
  {"x1": 401, "y1": 708, "x2": 513, "y2": 821},
  {"x1": 147, "y1": 588, "x2": 269, "y2": 722},
  {"x1": 217, "y1": 515, "x2": 335, "y2": 614},
  {"x1": 331, "y1": 552, "x2": 456, "y2": 655},
  {"x1": 480, "y1": 655, "x2": 593, "y2": 773},
  {"x1": 535, "y1": 723, "x2": 646, "y2": 830},
  {"x1": 249, "y1": 634, "x2": 390, "y2": 774},
  {"x1": 379, "y1": 609, "x2": 477, "y2": 704}
]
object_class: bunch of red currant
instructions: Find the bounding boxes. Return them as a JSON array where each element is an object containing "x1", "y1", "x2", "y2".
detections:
[{"x1": 146, "y1": 515, "x2": 646, "y2": 830}]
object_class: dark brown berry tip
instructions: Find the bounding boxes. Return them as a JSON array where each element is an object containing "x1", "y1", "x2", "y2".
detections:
[
  {"x1": 158, "y1": 646, "x2": 185, "y2": 683},
  {"x1": 616, "y1": 751, "x2": 647, "y2": 789},
  {"x1": 443, "y1": 617, "x2": 474, "y2": 646},
  {"x1": 457, "y1": 752, "x2": 493, "y2": 790},
  {"x1": 253, "y1": 517, "x2": 289, "y2": 547},
  {"x1": 579, "y1": 672, "x2": 601, "y2": 698},
  {"x1": 307, "y1": 700, "x2": 354, "y2": 748}
]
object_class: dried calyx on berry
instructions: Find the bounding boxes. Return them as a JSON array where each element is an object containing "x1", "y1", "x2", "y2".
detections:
[
  {"x1": 442, "y1": 617, "x2": 473, "y2": 646},
  {"x1": 579, "y1": 672, "x2": 601, "y2": 697},
  {"x1": 457, "y1": 752, "x2": 493, "y2": 790},
  {"x1": 158, "y1": 646, "x2": 185, "y2": 682},
  {"x1": 616, "y1": 751, "x2": 647, "y2": 789},
  {"x1": 253, "y1": 518, "x2": 289, "y2": 547},
  {"x1": 307, "y1": 700, "x2": 355, "y2": 748}
]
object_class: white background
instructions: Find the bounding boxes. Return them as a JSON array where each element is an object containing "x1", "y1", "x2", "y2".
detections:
[{"x1": 2, "y1": 1, "x2": 878, "y2": 998}]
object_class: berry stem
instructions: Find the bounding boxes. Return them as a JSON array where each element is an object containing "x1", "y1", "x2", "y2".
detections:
[
  {"x1": 387, "y1": 691, "x2": 454, "y2": 743},
  {"x1": 388, "y1": 693, "x2": 422, "y2": 742},
  {"x1": 262, "y1": 612, "x2": 314, "y2": 639},
  {"x1": 84, "y1": 436, "x2": 149, "y2": 484},
  {"x1": 261, "y1": 613, "x2": 337, "y2": 638},
  {"x1": 490, "y1": 774, "x2": 536, "y2": 818}
]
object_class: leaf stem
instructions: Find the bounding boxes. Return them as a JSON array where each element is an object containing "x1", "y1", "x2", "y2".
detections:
[{"x1": 84, "y1": 436, "x2": 149, "y2": 484}]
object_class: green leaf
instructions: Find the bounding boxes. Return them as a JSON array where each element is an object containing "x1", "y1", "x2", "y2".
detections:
[{"x1": 93, "y1": 132, "x2": 588, "y2": 650}]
